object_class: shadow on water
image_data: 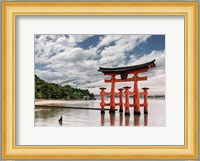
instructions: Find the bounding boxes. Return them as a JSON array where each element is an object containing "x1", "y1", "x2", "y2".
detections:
[{"x1": 100, "y1": 113, "x2": 148, "y2": 126}]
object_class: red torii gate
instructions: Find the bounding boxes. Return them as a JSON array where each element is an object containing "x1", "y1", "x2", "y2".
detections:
[{"x1": 98, "y1": 59, "x2": 156, "y2": 115}]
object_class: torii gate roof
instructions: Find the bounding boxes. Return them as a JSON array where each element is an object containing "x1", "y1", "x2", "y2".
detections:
[{"x1": 98, "y1": 59, "x2": 156, "y2": 75}]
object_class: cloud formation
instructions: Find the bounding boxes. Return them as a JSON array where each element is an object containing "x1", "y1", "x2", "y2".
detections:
[{"x1": 35, "y1": 34, "x2": 165, "y2": 96}]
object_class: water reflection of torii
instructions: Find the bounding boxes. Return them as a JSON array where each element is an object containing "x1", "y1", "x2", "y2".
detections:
[
  {"x1": 98, "y1": 59, "x2": 156, "y2": 115},
  {"x1": 100, "y1": 113, "x2": 148, "y2": 126}
]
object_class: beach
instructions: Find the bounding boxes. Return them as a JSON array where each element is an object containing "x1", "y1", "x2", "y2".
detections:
[{"x1": 35, "y1": 99, "x2": 93, "y2": 107}]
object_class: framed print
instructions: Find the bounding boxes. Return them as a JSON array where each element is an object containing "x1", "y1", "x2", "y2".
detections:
[{"x1": 2, "y1": 2, "x2": 198, "y2": 159}]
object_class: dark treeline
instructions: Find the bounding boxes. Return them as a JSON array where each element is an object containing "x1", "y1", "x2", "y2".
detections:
[{"x1": 35, "y1": 75, "x2": 95, "y2": 100}]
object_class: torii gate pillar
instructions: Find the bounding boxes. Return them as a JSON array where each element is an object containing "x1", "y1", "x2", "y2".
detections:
[
  {"x1": 142, "y1": 87, "x2": 149, "y2": 114},
  {"x1": 133, "y1": 74, "x2": 141, "y2": 115},
  {"x1": 109, "y1": 75, "x2": 116, "y2": 113}
]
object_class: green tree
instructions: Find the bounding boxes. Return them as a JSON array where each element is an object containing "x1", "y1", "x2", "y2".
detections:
[{"x1": 35, "y1": 75, "x2": 95, "y2": 100}]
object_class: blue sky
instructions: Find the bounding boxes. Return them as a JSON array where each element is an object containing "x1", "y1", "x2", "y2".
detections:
[{"x1": 35, "y1": 35, "x2": 165, "y2": 95}]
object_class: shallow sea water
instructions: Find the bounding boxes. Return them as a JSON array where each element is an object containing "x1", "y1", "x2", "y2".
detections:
[{"x1": 35, "y1": 98, "x2": 165, "y2": 127}]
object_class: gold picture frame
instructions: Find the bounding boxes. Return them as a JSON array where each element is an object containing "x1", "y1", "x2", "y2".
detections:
[{"x1": 2, "y1": 2, "x2": 198, "y2": 159}]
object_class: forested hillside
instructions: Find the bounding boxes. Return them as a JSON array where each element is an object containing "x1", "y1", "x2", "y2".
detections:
[{"x1": 35, "y1": 75, "x2": 95, "y2": 100}]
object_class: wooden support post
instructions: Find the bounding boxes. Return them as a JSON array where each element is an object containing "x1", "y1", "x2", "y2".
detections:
[
  {"x1": 99, "y1": 87, "x2": 106, "y2": 113},
  {"x1": 133, "y1": 74, "x2": 141, "y2": 115},
  {"x1": 124, "y1": 86, "x2": 131, "y2": 115},
  {"x1": 142, "y1": 87, "x2": 149, "y2": 114},
  {"x1": 109, "y1": 75, "x2": 116, "y2": 113},
  {"x1": 118, "y1": 88, "x2": 124, "y2": 113}
]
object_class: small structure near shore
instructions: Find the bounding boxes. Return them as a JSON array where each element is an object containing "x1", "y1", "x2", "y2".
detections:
[{"x1": 98, "y1": 59, "x2": 156, "y2": 115}]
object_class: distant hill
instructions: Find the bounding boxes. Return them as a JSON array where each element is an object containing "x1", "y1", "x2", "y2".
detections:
[{"x1": 35, "y1": 75, "x2": 95, "y2": 100}]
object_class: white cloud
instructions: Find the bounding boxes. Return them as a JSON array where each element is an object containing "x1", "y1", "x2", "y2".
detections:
[
  {"x1": 97, "y1": 35, "x2": 122, "y2": 48},
  {"x1": 98, "y1": 35, "x2": 151, "y2": 67},
  {"x1": 85, "y1": 50, "x2": 165, "y2": 95},
  {"x1": 35, "y1": 69, "x2": 65, "y2": 83},
  {"x1": 68, "y1": 35, "x2": 92, "y2": 44},
  {"x1": 35, "y1": 34, "x2": 165, "y2": 96}
]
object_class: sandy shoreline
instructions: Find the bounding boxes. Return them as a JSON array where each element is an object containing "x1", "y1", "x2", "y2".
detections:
[
  {"x1": 34, "y1": 99, "x2": 114, "y2": 111},
  {"x1": 35, "y1": 99, "x2": 68, "y2": 106},
  {"x1": 35, "y1": 99, "x2": 101, "y2": 108},
  {"x1": 35, "y1": 99, "x2": 95, "y2": 105}
]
